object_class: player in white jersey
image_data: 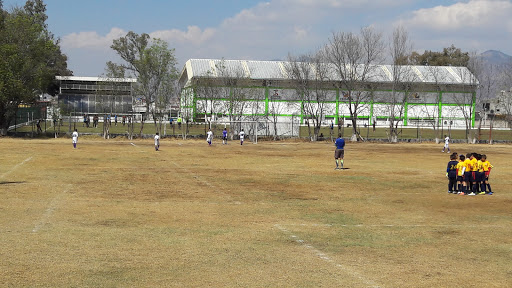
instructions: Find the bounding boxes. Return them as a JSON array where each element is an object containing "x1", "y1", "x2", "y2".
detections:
[
  {"x1": 72, "y1": 129, "x2": 79, "y2": 149},
  {"x1": 206, "y1": 128, "x2": 213, "y2": 146},
  {"x1": 442, "y1": 135, "x2": 451, "y2": 153},
  {"x1": 239, "y1": 129, "x2": 245, "y2": 145},
  {"x1": 154, "y1": 132, "x2": 160, "y2": 151}
]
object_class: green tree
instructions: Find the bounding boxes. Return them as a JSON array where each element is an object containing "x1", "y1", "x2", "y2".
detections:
[
  {"x1": 0, "y1": 0, "x2": 71, "y2": 135},
  {"x1": 107, "y1": 31, "x2": 178, "y2": 136},
  {"x1": 409, "y1": 44, "x2": 470, "y2": 67}
]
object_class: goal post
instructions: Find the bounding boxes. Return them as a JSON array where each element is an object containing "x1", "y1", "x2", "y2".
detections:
[
  {"x1": 210, "y1": 118, "x2": 300, "y2": 142},
  {"x1": 210, "y1": 120, "x2": 260, "y2": 144}
]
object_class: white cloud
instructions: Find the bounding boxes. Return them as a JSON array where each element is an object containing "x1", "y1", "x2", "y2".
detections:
[
  {"x1": 291, "y1": 25, "x2": 310, "y2": 41},
  {"x1": 281, "y1": 0, "x2": 411, "y2": 8},
  {"x1": 59, "y1": 0, "x2": 413, "y2": 74},
  {"x1": 404, "y1": 0, "x2": 512, "y2": 31},
  {"x1": 62, "y1": 25, "x2": 216, "y2": 50},
  {"x1": 62, "y1": 27, "x2": 127, "y2": 50},
  {"x1": 150, "y1": 26, "x2": 216, "y2": 45},
  {"x1": 397, "y1": 0, "x2": 512, "y2": 56},
  {"x1": 59, "y1": 0, "x2": 512, "y2": 76}
]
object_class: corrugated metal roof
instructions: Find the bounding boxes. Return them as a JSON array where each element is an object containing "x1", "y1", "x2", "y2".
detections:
[
  {"x1": 56, "y1": 76, "x2": 137, "y2": 83},
  {"x1": 180, "y1": 59, "x2": 478, "y2": 86}
]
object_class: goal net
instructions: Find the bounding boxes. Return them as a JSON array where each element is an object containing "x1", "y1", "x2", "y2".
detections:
[
  {"x1": 210, "y1": 118, "x2": 300, "y2": 143},
  {"x1": 211, "y1": 120, "x2": 259, "y2": 144}
]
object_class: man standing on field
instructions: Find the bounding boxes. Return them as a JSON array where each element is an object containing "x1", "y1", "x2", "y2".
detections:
[
  {"x1": 154, "y1": 132, "x2": 160, "y2": 151},
  {"x1": 442, "y1": 135, "x2": 451, "y2": 153},
  {"x1": 239, "y1": 129, "x2": 245, "y2": 145},
  {"x1": 72, "y1": 129, "x2": 79, "y2": 149},
  {"x1": 334, "y1": 133, "x2": 345, "y2": 170},
  {"x1": 206, "y1": 128, "x2": 213, "y2": 146},
  {"x1": 222, "y1": 128, "x2": 228, "y2": 145}
]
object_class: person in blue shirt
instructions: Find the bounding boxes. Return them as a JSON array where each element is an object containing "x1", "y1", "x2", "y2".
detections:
[
  {"x1": 222, "y1": 128, "x2": 228, "y2": 144},
  {"x1": 334, "y1": 134, "x2": 345, "y2": 170}
]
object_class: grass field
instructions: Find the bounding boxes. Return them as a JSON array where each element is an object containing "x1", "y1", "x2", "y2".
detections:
[
  {"x1": 1, "y1": 137, "x2": 511, "y2": 287},
  {"x1": 11, "y1": 120, "x2": 512, "y2": 142}
]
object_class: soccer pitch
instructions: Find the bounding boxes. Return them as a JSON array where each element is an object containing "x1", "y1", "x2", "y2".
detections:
[{"x1": 1, "y1": 137, "x2": 511, "y2": 287}]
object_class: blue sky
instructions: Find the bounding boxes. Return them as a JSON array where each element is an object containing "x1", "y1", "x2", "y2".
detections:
[{"x1": 3, "y1": 0, "x2": 512, "y2": 76}]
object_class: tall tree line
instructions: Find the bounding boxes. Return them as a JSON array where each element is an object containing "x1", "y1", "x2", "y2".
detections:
[
  {"x1": 0, "y1": 0, "x2": 71, "y2": 135},
  {"x1": 287, "y1": 26, "x2": 483, "y2": 142},
  {"x1": 107, "y1": 31, "x2": 179, "y2": 137}
]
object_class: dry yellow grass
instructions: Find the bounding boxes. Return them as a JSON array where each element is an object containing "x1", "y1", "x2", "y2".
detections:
[{"x1": 1, "y1": 136, "x2": 511, "y2": 287}]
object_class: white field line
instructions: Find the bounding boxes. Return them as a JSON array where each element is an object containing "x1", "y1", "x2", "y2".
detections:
[
  {"x1": 274, "y1": 224, "x2": 382, "y2": 288},
  {"x1": 171, "y1": 161, "x2": 241, "y2": 205},
  {"x1": 0, "y1": 156, "x2": 33, "y2": 179},
  {"x1": 32, "y1": 185, "x2": 71, "y2": 233},
  {"x1": 281, "y1": 223, "x2": 506, "y2": 228},
  {"x1": 130, "y1": 142, "x2": 147, "y2": 153}
]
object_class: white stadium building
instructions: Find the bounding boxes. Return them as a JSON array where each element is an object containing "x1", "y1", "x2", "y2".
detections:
[{"x1": 178, "y1": 59, "x2": 478, "y2": 135}]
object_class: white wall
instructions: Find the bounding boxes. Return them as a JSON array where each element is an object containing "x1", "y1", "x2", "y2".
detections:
[
  {"x1": 407, "y1": 105, "x2": 437, "y2": 118},
  {"x1": 442, "y1": 106, "x2": 470, "y2": 118}
]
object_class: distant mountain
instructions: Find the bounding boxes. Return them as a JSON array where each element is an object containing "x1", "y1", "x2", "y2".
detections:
[{"x1": 479, "y1": 50, "x2": 512, "y2": 66}]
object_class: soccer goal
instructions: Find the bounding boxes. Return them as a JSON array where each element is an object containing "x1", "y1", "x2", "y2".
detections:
[{"x1": 212, "y1": 120, "x2": 260, "y2": 144}]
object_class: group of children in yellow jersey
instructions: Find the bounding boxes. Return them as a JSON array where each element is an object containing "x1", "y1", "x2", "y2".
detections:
[{"x1": 446, "y1": 152, "x2": 494, "y2": 195}]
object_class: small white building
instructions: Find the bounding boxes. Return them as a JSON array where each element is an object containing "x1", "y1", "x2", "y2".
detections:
[
  {"x1": 56, "y1": 76, "x2": 137, "y2": 115},
  {"x1": 482, "y1": 88, "x2": 512, "y2": 128}
]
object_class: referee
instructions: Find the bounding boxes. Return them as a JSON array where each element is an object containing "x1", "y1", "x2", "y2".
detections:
[{"x1": 334, "y1": 134, "x2": 345, "y2": 170}]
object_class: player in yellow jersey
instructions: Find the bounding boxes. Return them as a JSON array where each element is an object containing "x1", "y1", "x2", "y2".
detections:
[
  {"x1": 467, "y1": 153, "x2": 478, "y2": 195},
  {"x1": 476, "y1": 154, "x2": 485, "y2": 195},
  {"x1": 480, "y1": 154, "x2": 494, "y2": 195},
  {"x1": 462, "y1": 153, "x2": 473, "y2": 196},
  {"x1": 456, "y1": 155, "x2": 466, "y2": 194}
]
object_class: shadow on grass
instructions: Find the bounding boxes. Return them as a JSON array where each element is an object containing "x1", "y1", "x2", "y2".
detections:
[{"x1": 0, "y1": 181, "x2": 26, "y2": 185}]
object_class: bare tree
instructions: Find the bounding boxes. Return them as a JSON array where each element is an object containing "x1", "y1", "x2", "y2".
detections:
[
  {"x1": 498, "y1": 90, "x2": 512, "y2": 131},
  {"x1": 387, "y1": 26, "x2": 417, "y2": 142},
  {"x1": 243, "y1": 87, "x2": 266, "y2": 137},
  {"x1": 476, "y1": 62, "x2": 502, "y2": 142},
  {"x1": 194, "y1": 71, "x2": 217, "y2": 131},
  {"x1": 479, "y1": 64, "x2": 501, "y2": 108},
  {"x1": 452, "y1": 90, "x2": 475, "y2": 143},
  {"x1": 213, "y1": 60, "x2": 251, "y2": 139},
  {"x1": 266, "y1": 89, "x2": 282, "y2": 140},
  {"x1": 193, "y1": 65, "x2": 236, "y2": 134},
  {"x1": 470, "y1": 53, "x2": 487, "y2": 142},
  {"x1": 100, "y1": 65, "x2": 130, "y2": 139},
  {"x1": 325, "y1": 26, "x2": 384, "y2": 141},
  {"x1": 452, "y1": 58, "x2": 480, "y2": 143},
  {"x1": 286, "y1": 51, "x2": 331, "y2": 141},
  {"x1": 179, "y1": 87, "x2": 194, "y2": 139},
  {"x1": 94, "y1": 80, "x2": 115, "y2": 139},
  {"x1": 418, "y1": 65, "x2": 447, "y2": 143},
  {"x1": 153, "y1": 76, "x2": 176, "y2": 135},
  {"x1": 500, "y1": 62, "x2": 512, "y2": 130},
  {"x1": 266, "y1": 88, "x2": 299, "y2": 140}
]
